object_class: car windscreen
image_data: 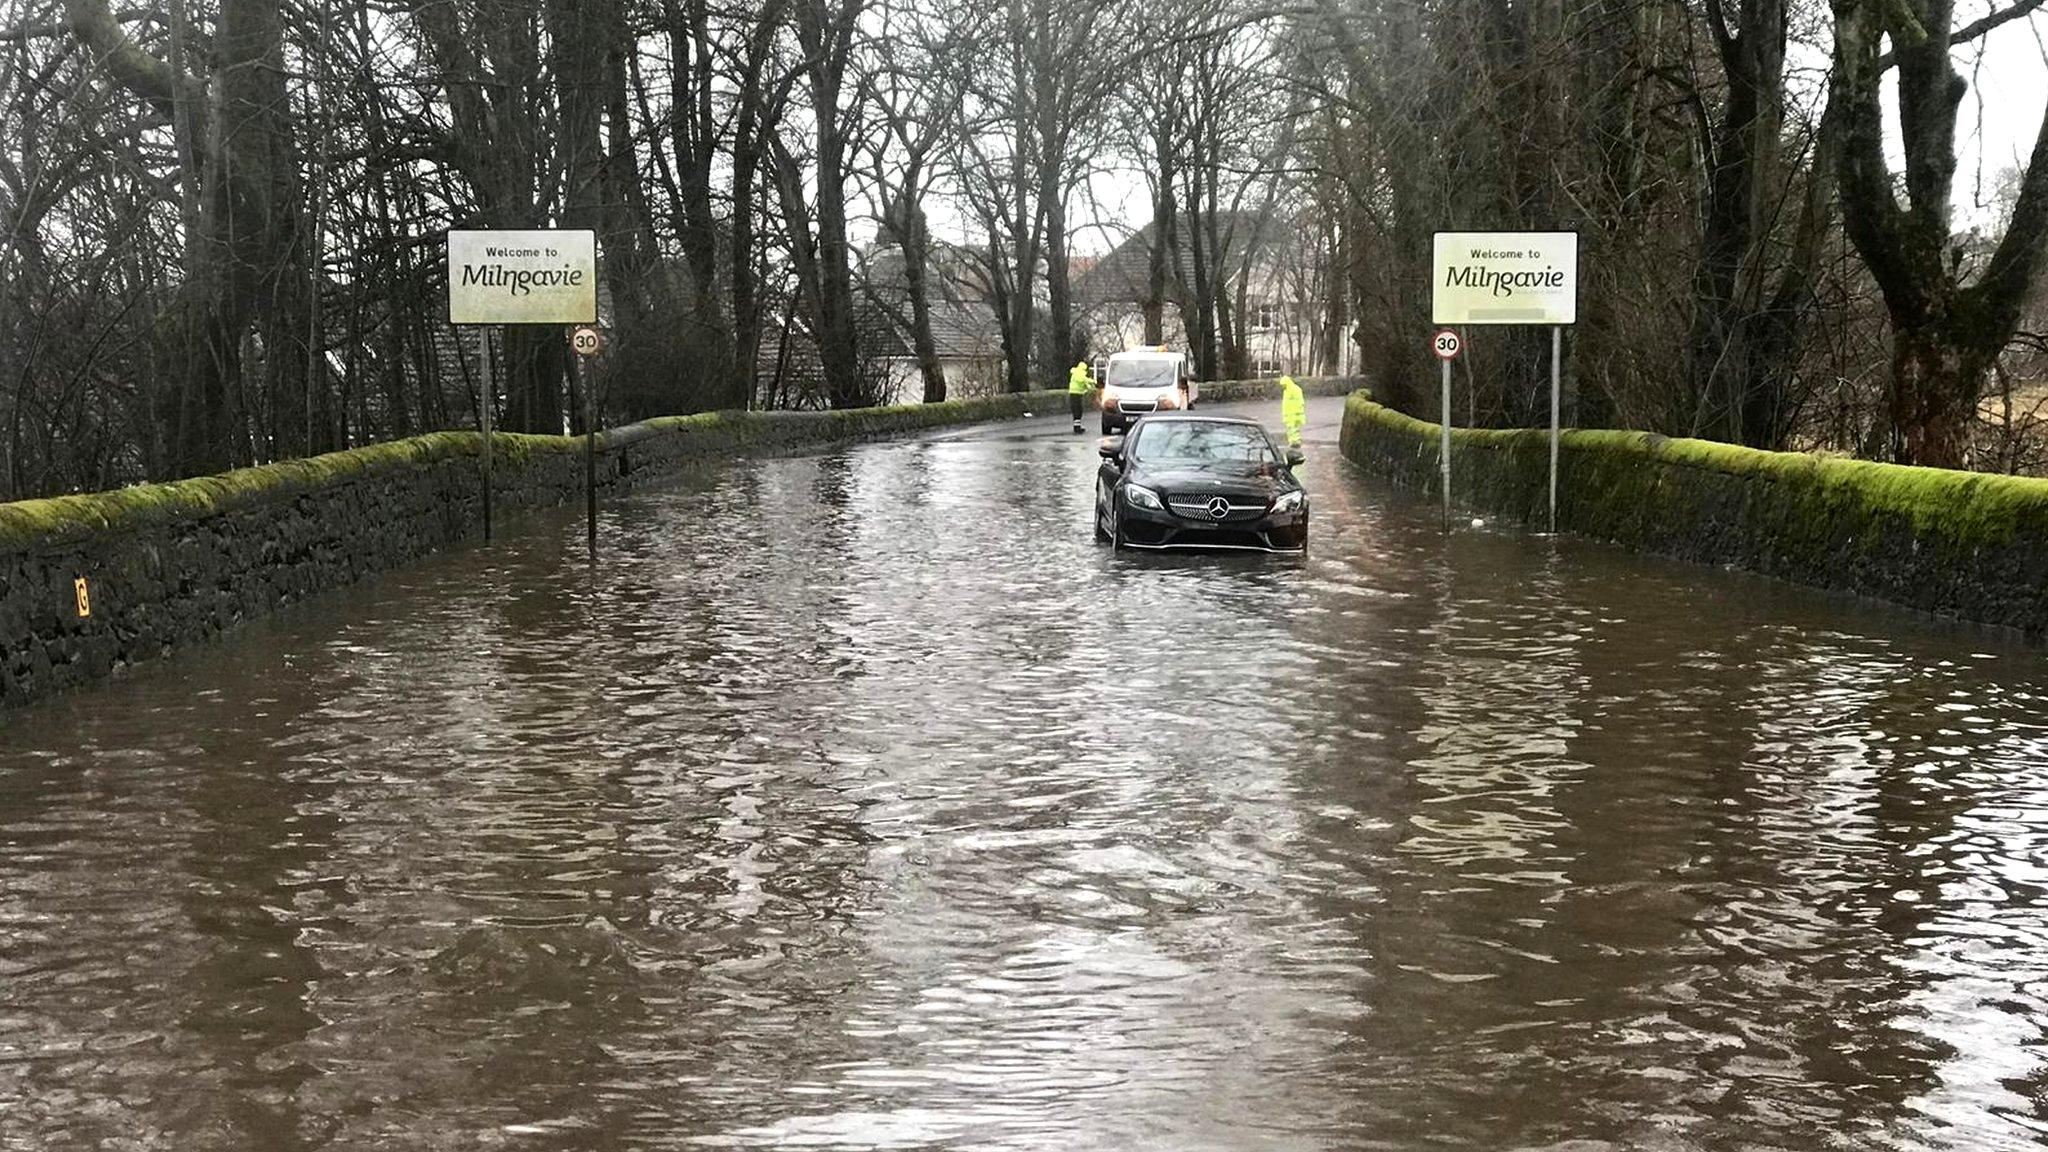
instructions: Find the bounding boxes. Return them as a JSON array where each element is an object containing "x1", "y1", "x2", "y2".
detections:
[
  {"x1": 1130, "y1": 422, "x2": 1279, "y2": 468},
  {"x1": 1106, "y1": 359, "x2": 1178, "y2": 389}
]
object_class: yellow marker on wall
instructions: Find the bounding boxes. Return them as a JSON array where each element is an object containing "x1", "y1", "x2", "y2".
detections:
[{"x1": 74, "y1": 577, "x2": 90, "y2": 619}]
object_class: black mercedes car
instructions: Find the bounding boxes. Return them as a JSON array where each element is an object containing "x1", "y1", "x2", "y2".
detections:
[{"x1": 1093, "y1": 415, "x2": 1308, "y2": 552}]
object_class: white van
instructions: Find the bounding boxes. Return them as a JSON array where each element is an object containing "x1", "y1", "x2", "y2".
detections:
[{"x1": 1098, "y1": 348, "x2": 1196, "y2": 434}]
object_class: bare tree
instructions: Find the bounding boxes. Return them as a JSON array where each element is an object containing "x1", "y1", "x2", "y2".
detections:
[
  {"x1": 1831, "y1": 0, "x2": 2048, "y2": 465},
  {"x1": 10, "y1": 0, "x2": 2048, "y2": 498},
  {"x1": 862, "y1": 0, "x2": 973, "y2": 402},
  {"x1": 54, "y1": 0, "x2": 310, "y2": 475},
  {"x1": 769, "y1": 0, "x2": 871, "y2": 409}
]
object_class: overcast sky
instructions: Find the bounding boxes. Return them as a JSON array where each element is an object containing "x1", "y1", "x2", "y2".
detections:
[{"x1": 1934, "y1": 5, "x2": 2048, "y2": 224}]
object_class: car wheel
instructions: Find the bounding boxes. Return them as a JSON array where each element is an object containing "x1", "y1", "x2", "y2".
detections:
[
  {"x1": 1094, "y1": 483, "x2": 1112, "y2": 541},
  {"x1": 1109, "y1": 499, "x2": 1125, "y2": 550}
]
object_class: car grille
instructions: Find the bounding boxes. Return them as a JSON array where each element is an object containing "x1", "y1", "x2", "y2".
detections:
[
  {"x1": 1116, "y1": 400, "x2": 1157, "y2": 414},
  {"x1": 1166, "y1": 494, "x2": 1270, "y2": 522}
]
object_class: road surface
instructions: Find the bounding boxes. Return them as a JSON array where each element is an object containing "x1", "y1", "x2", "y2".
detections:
[{"x1": 3, "y1": 395, "x2": 2047, "y2": 1150}]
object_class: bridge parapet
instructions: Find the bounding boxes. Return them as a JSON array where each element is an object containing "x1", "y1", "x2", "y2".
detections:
[
  {"x1": 0, "y1": 392, "x2": 1065, "y2": 709},
  {"x1": 1340, "y1": 389, "x2": 2048, "y2": 640}
]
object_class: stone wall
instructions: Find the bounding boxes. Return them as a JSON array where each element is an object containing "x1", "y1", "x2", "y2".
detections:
[
  {"x1": 1195, "y1": 375, "x2": 1361, "y2": 404},
  {"x1": 1339, "y1": 390, "x2": 2048, "y2": 639},
  {"x1": 0, "y1": 393, "x2": 1063, "y2": 709}
]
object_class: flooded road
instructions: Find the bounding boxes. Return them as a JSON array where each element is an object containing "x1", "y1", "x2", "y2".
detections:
[{"x1": 5, "y1": 397, "x2": 2048, "y2": 1151}]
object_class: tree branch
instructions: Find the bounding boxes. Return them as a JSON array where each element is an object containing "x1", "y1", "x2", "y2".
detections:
[
  {"x1": 1877, "y1": 0, "x2": 2042, "y2": 67},
  {"x1": 1964, "y1": 93, "x2": 2048, "y2": 342},
  {"x1": 0, "y1": 4, "x2": 153, "y2": 44},
  {"x1": 57, "y1": 0, "x2": 186, "y2": 115}
]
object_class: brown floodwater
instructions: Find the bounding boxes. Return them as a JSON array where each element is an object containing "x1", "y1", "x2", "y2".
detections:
[{"x1": 3, "y1": 399, "x2": 2046, "y2": 1151}]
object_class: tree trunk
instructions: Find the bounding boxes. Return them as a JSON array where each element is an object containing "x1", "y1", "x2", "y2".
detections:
[
  {"x1": 987, "y1": 230, "x2": 1021, "y2": 394},
  {"x1": 668, "y1": 1, "x2": 718, "y2": 295},
  {"x1": 1043, "y1": 184, "x2": 1074, "y2": 370},
  {"x1": 1892, "y1": 324, "x2": 1986, "y2": 466},
  {"x1": 886, "y1": 192, "x2": 948, "y2": 403},
  {"x1": 603, "y1": 18, "x2": 674, "y2": 421},
  {"x1": 1687, "y1": 0, "x2": 1810, "y2": 448},
  {"x1": 1832, "y1": 0, "x2": 2048, "y2": 464},
  {"x1": 731, "y1": 110, "x2": 765, "y2": 409},
  {"x1": 67, "y1": 0, "x2": 310, "y2": 477},
  {"x1": 550, "y1": 0, "x2": 605, "y2": 433},
  {"x1": 1143, "y1": 159, "x2": 1174, "y2": 346},
  {"x1": 792, "y1": 0, "x2": 863, "y2": 409},
  {"x1": 1003, "y1": 0, "x2": 1037, "y2": 393},
  {"x1": 1185, "y1": 162, "x2": 1218, "y2": 380},
  {"x1": 1319, "y1": 208, "x2": 1348, "y2": 374}
]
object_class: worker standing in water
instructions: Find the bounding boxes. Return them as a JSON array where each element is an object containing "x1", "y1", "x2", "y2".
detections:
[
  {"x1": 1279, "y1": 374, "x2": 1306, "y2": 450},
  {"x1": 1068, "y1": 360, "x2": 1094, "y2": 434}
]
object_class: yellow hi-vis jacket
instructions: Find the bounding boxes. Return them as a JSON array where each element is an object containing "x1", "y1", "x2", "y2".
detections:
[
  {"x1": 1280, "y1": 376, "x2": 1306, "y2": 438},
  {"x1": 1068, "y1": 361, "x2": 1094, "y2": 394}
]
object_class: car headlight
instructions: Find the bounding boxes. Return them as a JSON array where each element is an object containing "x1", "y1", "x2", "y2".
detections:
[
  {"x1": 1271, "y1": 490, "x2": 1305, "y2": 514},
  {"x1": 1125, "y1": 484, "x2": 1164, "y2": 511},
  {"x1": 1156, "y1": 390, "x2": 1179, "y2": 410}
]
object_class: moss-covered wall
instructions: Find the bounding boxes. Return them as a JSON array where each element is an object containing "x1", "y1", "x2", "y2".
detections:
[
  {"x1": 0, "y1": 392, "x2": 1063, "y2": 708},
  {"x1": 1339, "y1": 390, "x2": 2048, "y2": 638},
  {"x1": 1194, "y1": 375, "x2": 1361, "y2": 403}
]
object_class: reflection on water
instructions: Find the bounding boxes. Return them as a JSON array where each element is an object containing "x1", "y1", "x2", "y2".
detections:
[{"x1": 3, "y1": 412, "x2": 2047, "y2": 1150}]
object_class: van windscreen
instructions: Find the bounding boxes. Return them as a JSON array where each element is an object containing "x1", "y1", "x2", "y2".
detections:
[{"x1": 1107, "y1": 360, "x2": 1177, "y2": 389}]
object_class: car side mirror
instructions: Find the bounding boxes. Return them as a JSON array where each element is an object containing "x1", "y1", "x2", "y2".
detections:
[
  {"x1": 1098, "y1": 435, "x2": 1125, "y2": 462},
  {"x1": 1286, "y1": 447, "x2": 1306, "y2": 467}
]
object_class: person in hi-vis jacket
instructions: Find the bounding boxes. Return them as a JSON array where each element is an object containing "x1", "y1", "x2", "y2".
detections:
[
  {"x1": 1067, "y1": 361, "x2": 1094, "y2": 433},
  {"x1": 1279, "y1": 375, "x2": 1306, "y2": 448}
]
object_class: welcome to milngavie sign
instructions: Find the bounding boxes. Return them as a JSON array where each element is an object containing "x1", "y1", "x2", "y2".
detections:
[
  {"x1": 447, "y1": 229, "x2": 597, "y2": 325},
  {"x1": 1432, "y1": 231, "x2": 1578, "y2": 326}
]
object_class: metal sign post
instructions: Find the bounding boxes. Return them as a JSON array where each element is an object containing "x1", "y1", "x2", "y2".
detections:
[
  {"x1": 1549, "y1": 326, "x2": 1562, "y2": 534},
  {"x1": 571, "y1": 325, "x2": 604, "y2": 561},
  {"x1": 478, "y1": 329, "x2": 495, "y2": 541},
  {"x1": 1430, "y1": 231, "x2": 1578, "y2": 534},
  {"x1": 1432, "y1": 328, "x2": 1462, "y2": 524},
  {"x1": 447, "y1": 228, "x2": 598, "y2": 544}
]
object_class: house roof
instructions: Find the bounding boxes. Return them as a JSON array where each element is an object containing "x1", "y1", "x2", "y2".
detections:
[
  {"x1": 1073, "y1": 211, "x2": 1281, "y2": 311},
  {"x1": 858, "y1": 293, "x2": 1002, "y2": 360},
  {"x1": 754, "y1": 319, "x2": 827, "y2": 405},
  {"x1": 858, "y1": 242, "x2": 1004, "y2": 360},
  {"x1": 860, "y1": 241, "x2": 993, "y2": 309}
]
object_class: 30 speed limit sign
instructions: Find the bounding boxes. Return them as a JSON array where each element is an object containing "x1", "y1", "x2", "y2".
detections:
[
  {"x1": 570, "y1": 325, "x2": 604, "y2": 357},
  {"x1": 1431, "y1": 329, "x2": 1462, "y2": 361}
]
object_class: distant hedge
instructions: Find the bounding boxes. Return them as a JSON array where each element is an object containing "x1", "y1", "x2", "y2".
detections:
[{"x1": 1339, "y1": 389, "x2": 2048, "y2": 638}]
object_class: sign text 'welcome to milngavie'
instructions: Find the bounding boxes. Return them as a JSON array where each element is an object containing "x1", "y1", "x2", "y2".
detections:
[
  {"x1": 447, "y1": 229, "x2": 597, "y2": 326},
  {"x1": 1432, "y1": 231, "x2": 1578, "y2": 326}
]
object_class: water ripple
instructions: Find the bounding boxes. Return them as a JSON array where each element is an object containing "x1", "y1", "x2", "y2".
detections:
[{"x1": 2, "y1": 410, "x2": 2046, "y2": 1150}]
